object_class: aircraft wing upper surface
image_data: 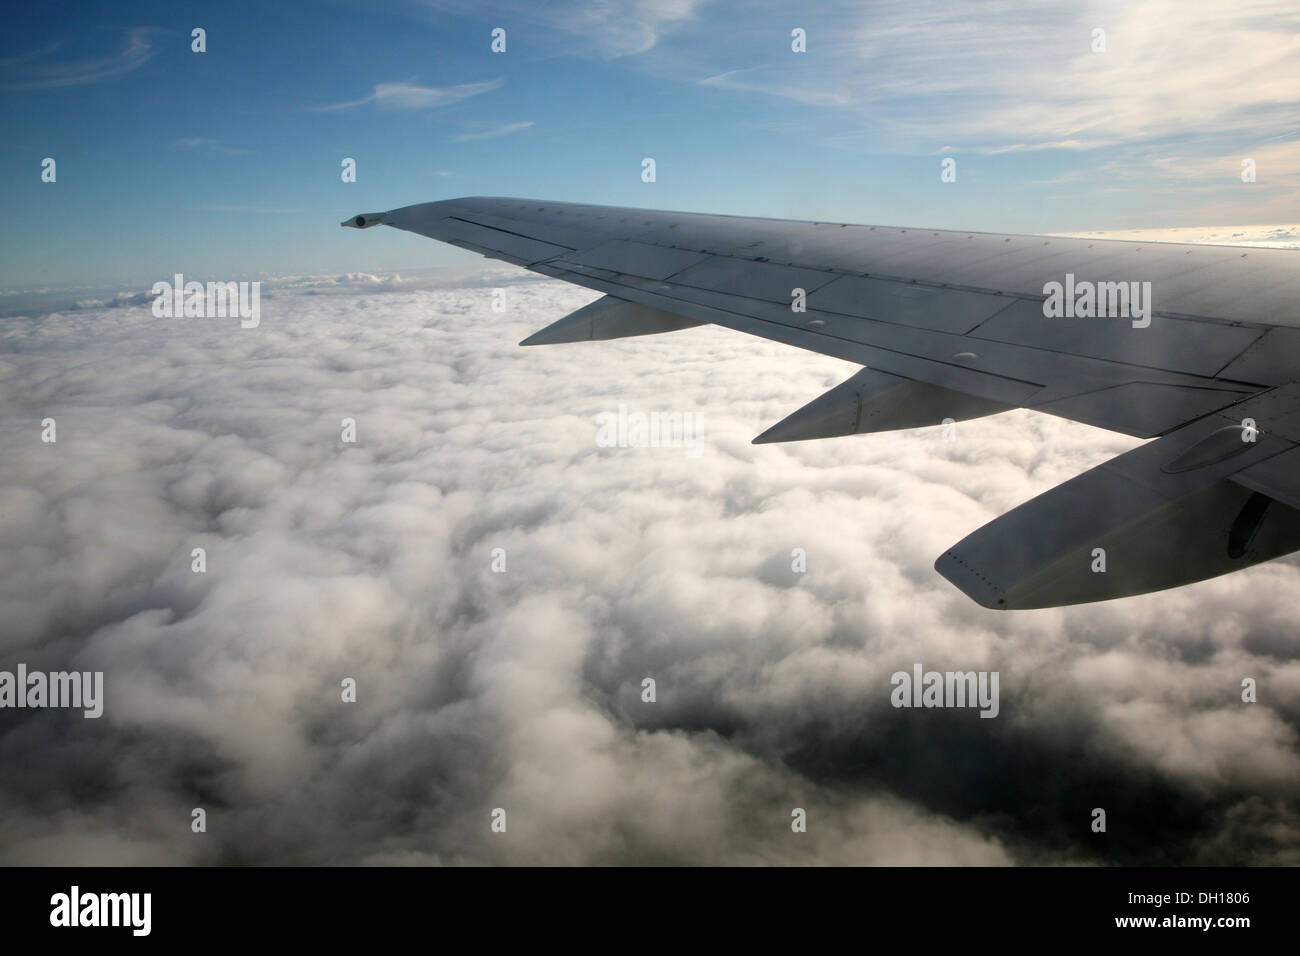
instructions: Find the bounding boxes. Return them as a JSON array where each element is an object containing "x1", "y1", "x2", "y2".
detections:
[{"x1": 344, "y1": 198, "x2": 1300, "y2": 608}]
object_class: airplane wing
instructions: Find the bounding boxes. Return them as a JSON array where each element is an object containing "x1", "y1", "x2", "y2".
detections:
[{"x1": 343, "y1": 198, "x2": 1300, "y2": 608}]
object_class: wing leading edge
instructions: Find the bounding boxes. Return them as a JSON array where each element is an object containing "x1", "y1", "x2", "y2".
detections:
[{"x1": 345, "y1": 197, "x2": 1300, "y2": 607}]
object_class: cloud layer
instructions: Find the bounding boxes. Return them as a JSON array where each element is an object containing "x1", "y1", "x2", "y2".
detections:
[{"x1": 1, "y1": 272, "x2": 1297, "y2": 864}]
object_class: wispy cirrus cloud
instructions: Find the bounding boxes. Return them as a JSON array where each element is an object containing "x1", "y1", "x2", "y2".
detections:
[
  {"x1": 1, "y1": 27, "x2": 158, "y2": 90},
  {"x1": 687, "y1": 0, "x2": 1300, "y2": 158},
  {"x1": 422, "y1": 0, "x2": 705, "y2": 58},
  {"x1": 312, "y1": 78, "x2": 503, "y2": 112},
  {"x1": 546, "y1": 0, "x2": 705, "y2": 58},
  {"x1": 699, "y1": 68, "x2": 852, "y2": 108},
  {"x1": 453, "y1": 121, "x2": 535, "y2": 142}
]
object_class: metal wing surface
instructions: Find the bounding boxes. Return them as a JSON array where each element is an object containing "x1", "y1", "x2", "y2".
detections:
[{"x1": 345, "y1": 198, "x2": 1300, "y2": 607}]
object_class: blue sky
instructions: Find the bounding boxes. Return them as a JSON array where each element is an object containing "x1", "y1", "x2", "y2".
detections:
[{"x1": 3, "y1": 0, "x2": 1297, "y2": 288}]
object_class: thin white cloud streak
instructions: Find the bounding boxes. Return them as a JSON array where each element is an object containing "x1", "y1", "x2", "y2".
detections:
[
  {"x1": 313, "y1": 78, "x2": 503, "y2": 112},
  {"x1": 699, "y1": 68, "x2": 852, "y2": 107},
  {"x1": 453, "y1": 121, "x2": 535, "y2": 141}
]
